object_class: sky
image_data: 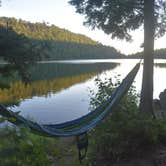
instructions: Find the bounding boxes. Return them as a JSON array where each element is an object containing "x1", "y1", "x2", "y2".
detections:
[{"x1": 0, "y1": 0, "x2": 166, "y2": 54}]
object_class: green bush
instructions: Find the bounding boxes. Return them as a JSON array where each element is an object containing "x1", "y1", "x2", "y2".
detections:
[
  {"x1": 0, "y1": 123, "x2": 53, "y2": 166},
  {"x1": 0, "y1": 119, "x2": 79, "y2": 165},
  {"x1": 88, "y1": 77, "x2": 166, "y2": 163}
]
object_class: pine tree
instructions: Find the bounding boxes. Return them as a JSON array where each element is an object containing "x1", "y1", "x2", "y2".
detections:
[{"x1": 69, "y1": 0, "x2": 166, "y2": 114}]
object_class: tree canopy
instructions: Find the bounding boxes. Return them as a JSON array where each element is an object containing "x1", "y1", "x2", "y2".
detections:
[
  {"x1": 129, "y1": 48, "x2": 166, "y2": 59},
  {"x1": 0, "y1": 17, "x2": 98, "y2": 45},
  {"x1": 69, "y1": 0, "x2": 166, "y2": 41},
  {"x1": 0, "y1": 17, "x2": 122, "y2": 62},
  {"x1": 69, "y1": 0, "x2": 166, "y2": 114}
]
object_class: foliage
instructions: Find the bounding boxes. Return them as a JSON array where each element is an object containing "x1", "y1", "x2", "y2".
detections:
[
  {"x1": 129, "y1": 48, "x2": 166, "y2": 59},
  {"x1": 69, "y1": 0, "x2": 166, "y2": 41},
  {"x1": 88, "y1": 77, "x2": 166, "y2": 163},
  {"x1": 69, "y1": 0, "x2": 166, "y2": 114},
  {"x1": 0, "y1": 24, "x2": 49, "y2": 82},
  {"x1": 0, "y1": 27, "x2": 47, "y2": 65},
  {"x1": 0, "y1": 118, "x2": 79, "y2": 166},
  {"x1": 0, "y1": 121, "x2": 51, "y2": 166},
  {"x1": 45, "y1": 41, "x2": 122, "y2": 60},
  {"x1": 0, "y1": 17, "x2": 98, "y2": 45},
  {"x1": 0, "y1": 17, "x2": 123, "y2": 61}
]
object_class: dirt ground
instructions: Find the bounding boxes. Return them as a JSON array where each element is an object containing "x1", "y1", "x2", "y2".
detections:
[{"x1": 93, "y1": 145, "x2": 166, "y2": 166}]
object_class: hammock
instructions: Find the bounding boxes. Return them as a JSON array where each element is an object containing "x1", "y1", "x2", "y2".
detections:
[{"x1": 0, "y1": 62, "x2": 140, "y2": 161}]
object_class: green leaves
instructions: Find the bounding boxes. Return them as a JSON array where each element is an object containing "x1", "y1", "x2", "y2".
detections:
[
  {"x1": 0, "y1": 116, "x2": 6, "y2": 123},
  {"x1": 69, "y1": 0, "x2": 166, "y2": 40},
  {"x1": 0, "y1": 17, "x2": 123, "y2": 75},
  {"x1": 0, "y1": 125, "x2": 51, "y2": 166},
  {"x1": 88, "y1": 76, "x2": 166, "y2": 163},
  {"x1": 69, "y1": 0, "x2": 143, "y2": 41}
]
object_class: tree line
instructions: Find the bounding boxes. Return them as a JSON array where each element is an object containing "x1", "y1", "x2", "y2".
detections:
[
  {"x1": 0, "y1": 17, "x2": 122, "y2": 62},
  {"x1": 128, "y1": 48, "x2": 166, "y2": 59},
  {"x1": 69, "y1": 0, "x2": 166, "y2": 114}
]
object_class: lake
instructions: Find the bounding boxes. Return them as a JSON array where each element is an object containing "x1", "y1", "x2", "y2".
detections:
[{"x1": 0, "y1": 59, "x2": 166, "y2": 124}]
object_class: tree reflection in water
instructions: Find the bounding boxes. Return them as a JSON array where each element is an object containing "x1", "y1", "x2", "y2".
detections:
[{"x1": 0, "y1": 62, "x2": 119, "y2": 106}]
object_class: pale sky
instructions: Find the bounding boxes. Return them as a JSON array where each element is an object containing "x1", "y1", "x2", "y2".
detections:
[{"x1": 0, "y1": 0, "x2": 166, "y2": 54}]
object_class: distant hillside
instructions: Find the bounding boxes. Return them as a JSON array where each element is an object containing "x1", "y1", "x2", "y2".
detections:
[
  {"x1": 128, "y1": 48, "x2": 166, "y2": 59},
  {"x1": 0, "y1": 17, "x2": 123, "y2": 60},
  {"x1": 0, "y1": 17, "x2": 98, "y2": 45}
]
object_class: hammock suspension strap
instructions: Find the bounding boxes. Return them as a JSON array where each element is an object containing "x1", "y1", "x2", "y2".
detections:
[{"x1": 76, "y1": 132, "x2": 88, "y2": 163}]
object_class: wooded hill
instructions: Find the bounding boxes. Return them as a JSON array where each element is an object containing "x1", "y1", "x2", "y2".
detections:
[
  {"x1": 128, "y1": 48, "x2": 166, "y2": 59},
  {"x1": 0, "y1": 17, "x2": 123, "y2": 60}
]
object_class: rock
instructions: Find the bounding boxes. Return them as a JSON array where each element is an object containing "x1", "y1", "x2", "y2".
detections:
[
  {"x1": 153, "y1": 99, "x2": 162, "y2": 117},
  {"x1": 154, "y1": 149, "x2": 166, "y2": 166},
  {"x1": 159, "y1": 89, "x2": 166, "y2": 111},
  {"x1": 153, "y1": 99, "x2": 161, "y2": 111}
]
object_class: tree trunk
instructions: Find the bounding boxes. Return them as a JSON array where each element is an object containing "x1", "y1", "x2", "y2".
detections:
[{"x1": 140, "y1": 0, "x2": 155, "y2": 115}]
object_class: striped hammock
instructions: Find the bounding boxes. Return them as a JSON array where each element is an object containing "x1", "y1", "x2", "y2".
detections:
[{"x1": 0, "y1": 62, "x2": 140, "y2": 161}]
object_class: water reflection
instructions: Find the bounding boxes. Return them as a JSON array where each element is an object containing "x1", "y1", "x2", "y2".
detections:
[
  {"x1": 0, "y1": 59, "x2": 165, "y2": 124},
  {"x1": 7, "y1": 62, "x2": 118, "y2": 123},
  {"x1": 29, "y1": 62, "x2": 119, "y2": 81},
  {"x1": 0, "y1": 62, "x2": 118, "y2": 106},
  {"x1": 154, "y1": 63, "x2": 166, "y2": 68}
]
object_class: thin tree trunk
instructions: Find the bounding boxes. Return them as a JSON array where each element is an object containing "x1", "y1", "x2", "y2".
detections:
[{"x1": 140, "y1": 0, "x2": 155, "y2": 115}]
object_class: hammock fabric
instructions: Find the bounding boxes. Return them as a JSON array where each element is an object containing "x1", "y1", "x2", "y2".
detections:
[{"x1": 0, "y1": 62, "x2": 140, "y2": 161}]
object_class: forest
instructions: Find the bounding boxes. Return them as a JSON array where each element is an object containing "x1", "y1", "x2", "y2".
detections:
[
  {"x1": 0, "y1": 17, "x2": 123, "y2": 61},
  {"x1": 128, "y1": 48, "x2": 166, "y2": 59}
]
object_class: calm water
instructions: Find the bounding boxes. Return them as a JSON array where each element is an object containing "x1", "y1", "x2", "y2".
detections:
[{"x1": 1, "y1": 59, "x2": 166, "y2": 124}]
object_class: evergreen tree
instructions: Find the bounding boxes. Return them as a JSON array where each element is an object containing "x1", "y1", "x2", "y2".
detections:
[
  {"x1": 0, "y1": 17, "x2": 122, "y2": 61},
  {"x1": 0, "y1": 23, "x2": 48, "y2": 82},
  {"x1": 69, "y1": 0, "x2": 166, "y2": 114}
]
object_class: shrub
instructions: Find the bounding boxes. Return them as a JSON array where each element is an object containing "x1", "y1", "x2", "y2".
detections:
[
  {"x1": 0, "y1": 122, "x2": 53, "y2": 166},
  {"x1": 88, "y1": 77, "x2": 166, "y2": 163},
  {"x1": 0, "y1": 119, "x2": 79, "y2": 165}
]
